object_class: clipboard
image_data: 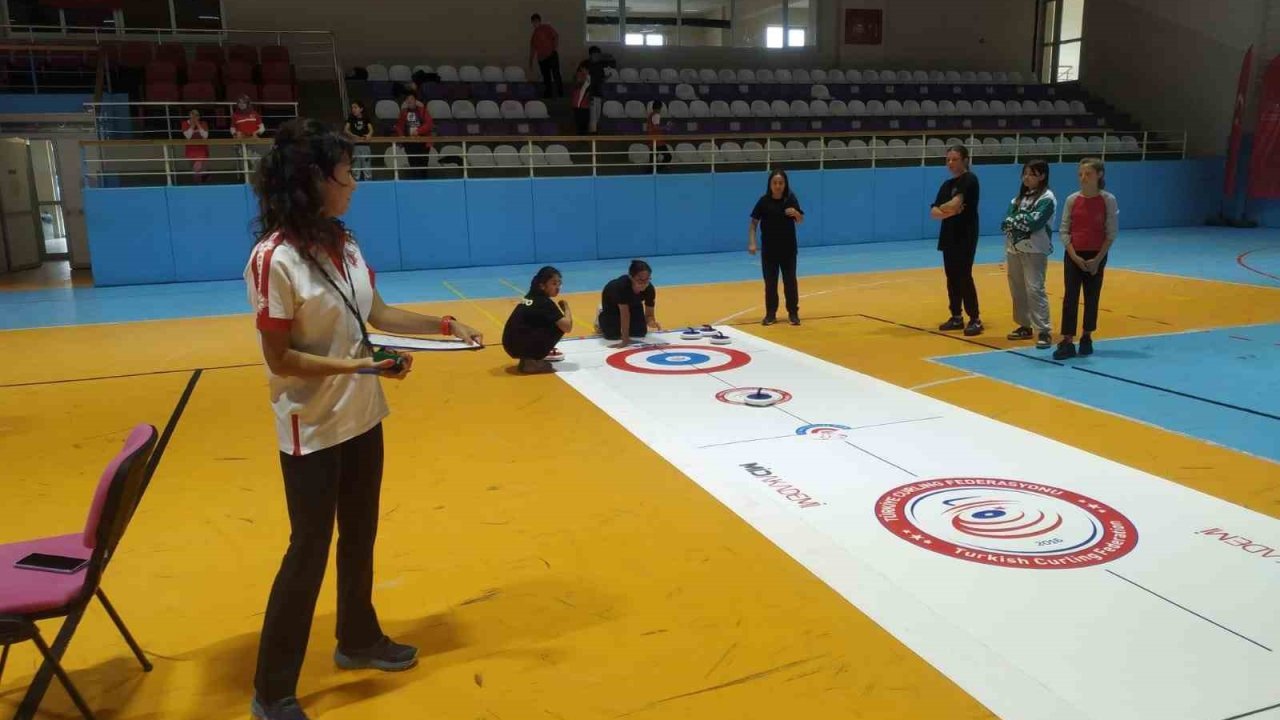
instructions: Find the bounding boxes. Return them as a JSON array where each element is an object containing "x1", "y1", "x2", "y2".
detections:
[{"x1": 367, "y1": 332, "x2": 484, "y2": 352}]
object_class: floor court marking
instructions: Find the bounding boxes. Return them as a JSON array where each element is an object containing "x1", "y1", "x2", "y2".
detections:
[
  {"x1": 1237, "y1": 248, "x2": 1280, "y2": 283},
  {"x1": 0, "y1": 362, "x2": 253, "y2": 389},
  {"x1": 857, "y1": 313, "x2": 1280, "y2": 422},
  {"x1": 553, "y1": 327, "x2": 1280, "y2": 720},
  {"x1": 440, "y1": 279, "x2": 505, "y2": 329},
  {"x1": 1223, "y1": 701, "x2": 1280, "y2": 720},
  {"x1": 1105, "y1": 569, "x2": 1272, "y2": 653}
]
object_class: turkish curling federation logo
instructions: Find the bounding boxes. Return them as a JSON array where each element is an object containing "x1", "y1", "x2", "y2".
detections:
[
  {"x1": 876, "y1": 478, "x2": 1138, "y2": 569},
  {"x1": 795, "y1": 423, "x2": 851, "y2": 440}
]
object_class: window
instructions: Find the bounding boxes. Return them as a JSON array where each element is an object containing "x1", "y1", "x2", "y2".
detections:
[
  {"x1": 766, "y1": 25, "x2": 783, "y2": 48},
  {"x1": 586, "y1": 0, "x2": 810, "y2": 49},
  {"x1": 3, "y1": 0, "x2": 226, "y2": 33},
  {"x1": 766, "y1": 25, "x2": 806, "y2": 48},
  {"x1": 1039, "y1": 0, "x2": 1085, "y2": 83}
]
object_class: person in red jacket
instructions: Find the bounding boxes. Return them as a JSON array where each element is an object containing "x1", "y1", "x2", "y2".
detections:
[
  {"x1": 181, "y1": 108, "x2": 210, "y2": 184},
  {"x1": 231, "y1": 95, "x2": 266, "y2": 181},
  {"x1": 231, "y1": 95, "x2": 265, "y2": 139},
  {"x1": 529, "y1": 13, "x2": 563, "y2": 98},
  {"x1": 394, "y1": 94, "x2": 433, "y2": 178}
]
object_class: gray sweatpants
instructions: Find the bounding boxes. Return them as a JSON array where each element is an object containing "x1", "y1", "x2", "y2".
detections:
[{"x1": 1006, "y1": 250, "x2": 1051, "y2": 333}]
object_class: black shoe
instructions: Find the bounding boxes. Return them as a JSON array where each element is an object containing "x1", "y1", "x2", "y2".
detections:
[
  {"x1": 761, "y1": 315, "x2": 776, "y2": 326},
  {"x1": 788, "y1": 313, "x2": 801, "y2": 326},
  {"x1": 251, "y1": 697, "x2": 310, "y2": 720},
  {"x1": 938, "y1": 316, "x2": 964, "y2": 331},
  {"x1": 335, "y1": 636, "x2": 419, "y2": 672},
  {"x1": 963, "y1": 319, "x2": 984, "y2": 337},
  {"x1": 1006, "y1": 326, "x2": 1032, "y2": 340},
  {"x1": 1035, "y1": 331, "x2": 1052, "y2": 349},
  {"x1": 1079, "y1": 335, "x2": 1094, "y2": 356},
  {"x1": 1053, "y1": 341, "x2": 1077, "y2": 360}
]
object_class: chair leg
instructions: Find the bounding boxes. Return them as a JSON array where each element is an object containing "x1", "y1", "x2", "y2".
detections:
[
  {"x1": 95, "y1": 589, "x2": 151, "y2": 672},
  {"x1": 28, "y1": 628, "x2": 97, "y2": 720},
  {"x1": 14, "y1": 603, "x2": 87, "y2": 720}
]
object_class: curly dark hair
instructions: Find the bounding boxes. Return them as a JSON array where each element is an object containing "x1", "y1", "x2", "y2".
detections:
[{"x1": 252, "y1": 117, "x2": 353, "y2": 251}]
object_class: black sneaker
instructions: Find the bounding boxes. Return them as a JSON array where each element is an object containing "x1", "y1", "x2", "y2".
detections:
[
  {"x1": 1035, "y1": 331, "x2": 1052, "y2": 349},
  {"x1": 1006, "y1": 326, "x2": 1032, "y2": 340},
  {"x1": 938, "y1": 316, "x2": 964, "y2": 331},
  {"x1": 788, "y1": 313, "x2": 801, "y2": 326},
  {"x1": 963, "y1": 319, "x2": 984, "y2": 337},
  {"x1": 1079, "y1": 335, "x2": 1094, "y2": 356},
  {"x1": 251, "y1": 697, "x2": 310, "y2": 720},
  {"x1": 1053, "y1": 341, "x2": 1077, "y2": 360},
  {"x1": 761, "y1": 315, "x2": 776, "y2": 326},
  {"x1": 334, "y1": 636, "x2": 419, "y2": 672}
]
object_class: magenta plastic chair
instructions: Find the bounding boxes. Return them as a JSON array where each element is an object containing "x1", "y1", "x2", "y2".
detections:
[{"x1": 0, "y1": 424, "x2": 158, "y2": 720}]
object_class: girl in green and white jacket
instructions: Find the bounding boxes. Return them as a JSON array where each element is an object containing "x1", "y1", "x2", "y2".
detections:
[{"x1": 1001, "y1": 158, "x2": 1057, "y2": 349}]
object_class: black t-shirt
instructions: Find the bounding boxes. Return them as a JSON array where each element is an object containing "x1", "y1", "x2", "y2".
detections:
[
  {"x1": 346, "y1": 114, "x2": 371, "y2": 144},
  {"x1": 934, "y1": 171, "x2": 980, "y2": 249},
  {"x1": 509, "y1": 294, "x2": 562, "y2": 330},
  {"x1": 751, "y1": 193, "x2": 802, "y2": 254},
  {"x1": 600, "y1": 275, "x2": 655, "y2": 315}
]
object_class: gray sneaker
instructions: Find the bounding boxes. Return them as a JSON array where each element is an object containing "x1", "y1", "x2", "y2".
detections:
[
  {"x1": 251, "y1": 697, "x2": 310, "y2": 720},
  {"x1": 334, "y1": 636, "x2": 419, "y2": 672}
]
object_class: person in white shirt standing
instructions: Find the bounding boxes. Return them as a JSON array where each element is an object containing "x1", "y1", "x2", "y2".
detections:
[{"x1": 243, "y1": 118, "x2": 482, "y2": 720}]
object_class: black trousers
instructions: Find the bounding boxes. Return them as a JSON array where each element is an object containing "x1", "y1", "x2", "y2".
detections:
[
  {"x1": 599, "y1": 304, "x2": 647, "y2": 340},
  {"x1": 762, "y1": 251, "x2": 799, "y2": 317},
  {"x1": 502, "y1": 325, "x2": 565, "y2": 360},
  {"x1": 254, "y1": 424, "x2": 385, "y2": 704},
  {"x1": 942, "y1": 240, "x2": 980, "y2": 319},
  {"x1": 1061, "y1": 250, "x2": 1107, "y2": 337},
  {"x1": 538, "y1": 52, "x2": 564, "y2": 97},
  {"x1": 573, "y1": 107, "x2": 590, "y2": 135}
]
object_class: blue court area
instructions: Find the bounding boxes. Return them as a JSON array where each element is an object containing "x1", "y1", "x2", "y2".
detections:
[
  {"x1": 938, "y1": 324, "x2": 1280, "y2": 464},
  {"x1": 2, "y1": 227, "x2": 1277, "y2": 331}
]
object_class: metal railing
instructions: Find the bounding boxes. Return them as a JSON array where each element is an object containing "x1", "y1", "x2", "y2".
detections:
[
  {"x1": 84, "y1": 101, "x2": 300, "y2": 140},
  {"x1": 81, "y1": 128, "x2": 1188, "y2": 187}
]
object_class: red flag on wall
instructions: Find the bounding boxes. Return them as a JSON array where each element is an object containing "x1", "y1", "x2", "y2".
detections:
[
  {"x1": 1247, "y1": 54, "x2": 1280, "y2": 199},
  {"x1": 1224, "y1": 46, "x2": 1253, "y2": 197}
]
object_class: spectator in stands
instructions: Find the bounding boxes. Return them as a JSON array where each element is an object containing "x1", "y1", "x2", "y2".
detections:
[
  {"x1": 748, "y1": 169, "x2": 804, "y2": 326},
  {"x1": 1054, "y1": 158, "x2": 1119, "y2": 360},
  {"x1": 502, "y1": 265, "x2": 573, "y2": 374},
  {"x1": 181, "y1": 108, "x2": 210, "y2": 184},
  {"x1": 344, "y1": 101, "x2": 375, "y2": 181},
  {"x1": 646, "y1": 100, "x2": 673, "y2": 166},
  {"x1": 584, "y1": 45, "x2": 616, "y2": 134},
  {"x1": 232, "y1": 96, "x2": 266, "y2": 182},
  {"x1": 1002, "y1": 159, "x2": 1056, "y2": 349},
  {"x1": 571, "y1": 61, "x2": 592, "y2": 135},
  {"x1": 529, "y1": 13, "x2": 564, "y2": 99},
  {"x1": 597, "y1": 259, "x2": 660, "y2": 346},
  {"x1": 394, "y1": 93, "x2": 434, "y2": 178},
  {"x1": 231, "y1": 95, "x2": 265, "y2": 140},
  {"x1": 930, "y1": 144, "x2": 983, "y2": 336}
]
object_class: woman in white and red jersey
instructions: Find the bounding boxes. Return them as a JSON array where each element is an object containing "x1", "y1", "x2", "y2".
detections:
[{"x1": 243, "y1": 118, "x2": 482, "y2": 720}]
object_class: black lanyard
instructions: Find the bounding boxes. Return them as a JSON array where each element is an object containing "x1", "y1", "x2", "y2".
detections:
[{"x1": 305, "y1": 247, "x2": 375, "y2": 354}]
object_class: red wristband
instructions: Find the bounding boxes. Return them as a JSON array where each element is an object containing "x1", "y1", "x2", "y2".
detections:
[{"x1": 440, "y1": 315, "x2": 454, "y2": 336}]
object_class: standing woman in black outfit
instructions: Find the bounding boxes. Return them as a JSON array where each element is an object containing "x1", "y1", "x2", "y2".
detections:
[
  {"x1": 502, "y1": 265, "x2": 573, "y2": 374},
  {"x1": 930, "y1": 144, "x2": 983, "y2": 336},
  {"x1": 748, "y1": 169, "x2": 805, "y2": 326}
]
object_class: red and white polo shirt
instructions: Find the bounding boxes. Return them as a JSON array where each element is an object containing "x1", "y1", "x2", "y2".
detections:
[{"x1": 244, "y1": 232, "x2": 389, "y2": 456}]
